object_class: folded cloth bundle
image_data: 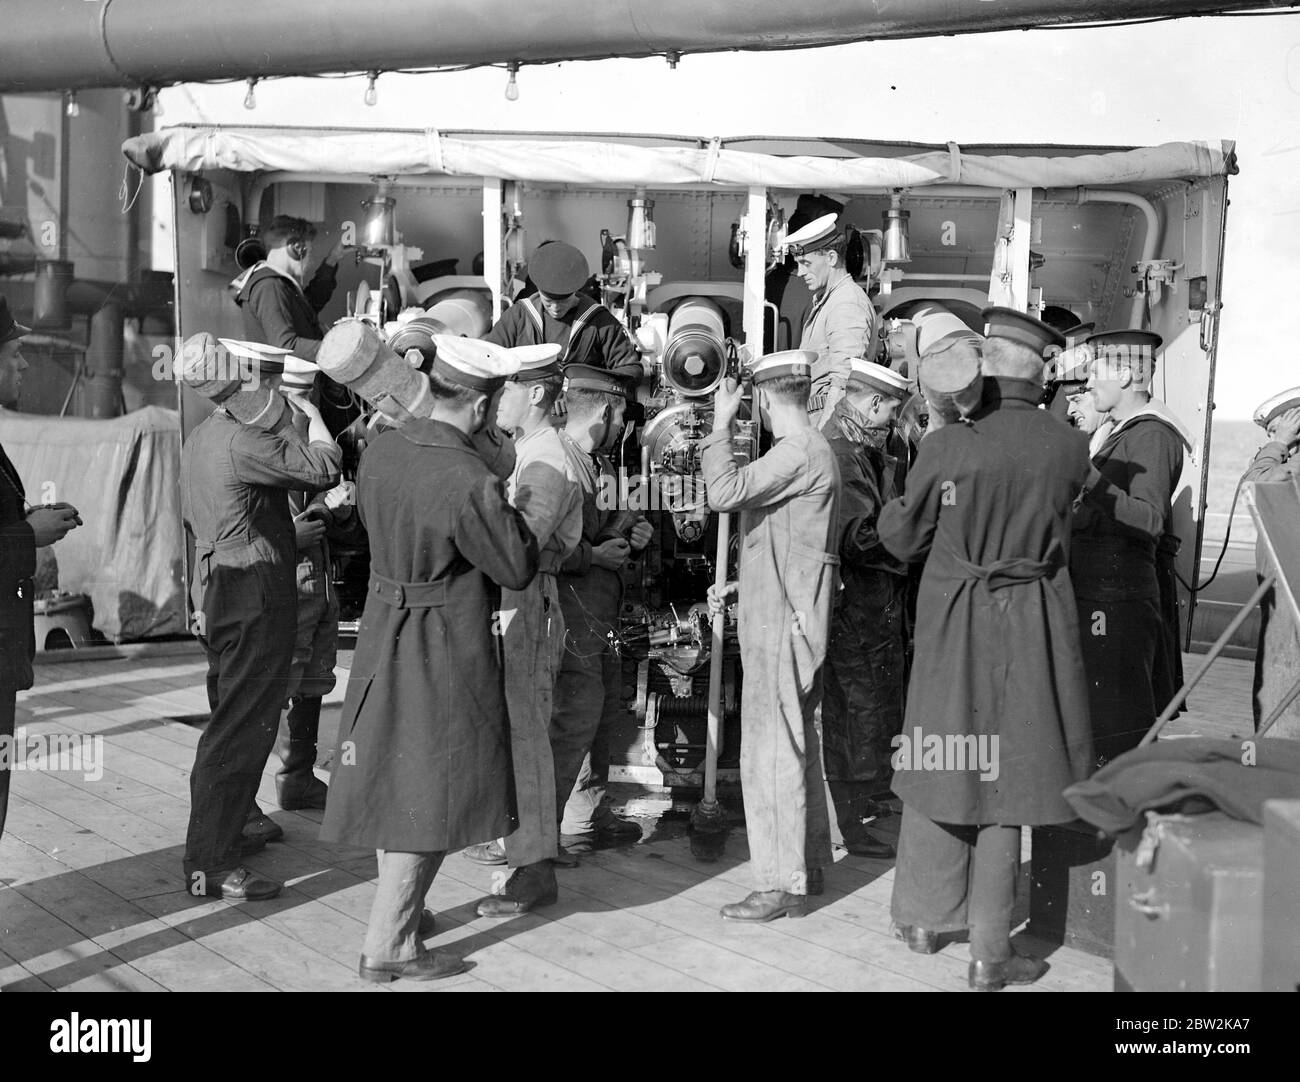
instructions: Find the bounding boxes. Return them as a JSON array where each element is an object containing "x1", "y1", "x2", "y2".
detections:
[{"x1": 1063, "y1": 737, "x2": 1300, "y2": 834}]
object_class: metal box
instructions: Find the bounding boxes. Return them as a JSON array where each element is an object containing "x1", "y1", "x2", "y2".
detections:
[
  {"x1": 1263, "y1": 799, "x2": 1300, "y2": 993},
  {"x1": 1114, "y1": 811, "x2": 1264, "y2": 992}
]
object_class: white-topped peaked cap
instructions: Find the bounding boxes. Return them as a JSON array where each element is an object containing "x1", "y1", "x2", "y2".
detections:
[
  {"x1": 783, "y1": 213, "x2": 839, "y2": 256},
  {"x1": 216, "y1": 339, "x2": 295, "y2": 374},
  {"x1": 848, "y1": 359, "x2": 913, "y2": 397},
  {"x1": 1254, "y1": 387, "x2": 1300, "y2": 430},
  {"x1": 510, "y1": 342, "x2": 564, "y2": 381},
  {"x1": 280, "y1": 354, "x2": 320, "y2": 393},
  {"x1": 749, "y1": 349, "x2": 816, "y2": 385},
  {"x1": 431, "y1": 334, "x2": 522, "y2": 391}
]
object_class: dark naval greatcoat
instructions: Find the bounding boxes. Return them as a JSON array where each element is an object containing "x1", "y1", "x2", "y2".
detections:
[
  {"x1": 878, "y1": 378, "x2": 1094, "y2": 825},
  {"x1": 320, "y1": 419, "x2": 538, "y2": 852}
]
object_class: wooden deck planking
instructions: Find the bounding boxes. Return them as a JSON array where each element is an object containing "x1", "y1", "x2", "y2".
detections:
[{"x1": 0, "y1": 649, "x2": 1259, "y2": 992}]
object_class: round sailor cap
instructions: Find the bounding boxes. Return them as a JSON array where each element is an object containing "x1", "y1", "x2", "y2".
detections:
[
  {"x1": 981, "y1": 307, "x2": 1066, "y2": 356},
  {"x1": 1084, "y1": 328, "x2": 1163, "y2": 355},
  {"x1": 847, "y1": 359, "x2": 912, "y2": 398},
  {"x1": 217, "y1": 338, "x2": 294, "y2": 375},
  {"x1": 784, "y1": 213, "x2": 840, "y2": 256},
  {"x1": 749, "y1": 349, "x2": 816, "y2": 385},
  {"x1": 1084, "y1": 328, "x2": 1162, "y2": 383},
  {"x1": 529, "y1": 242, "x2": 590, "y2": 296},
  {"x1": 509, "y1": 343, "x2": 564, "y2": 382},
  {"x1": 1254, "y1": 387, "x2": 1300, "y2": 430},
  {"x1": 1063, "y1": 321, "x2": 1096, "y2": 347},
  {"x1": 562, "y1": 363, "x2": 633, "y2": 399},
  {"x1": 430, "y1": 334, "x2": 520, "y2": 392}
]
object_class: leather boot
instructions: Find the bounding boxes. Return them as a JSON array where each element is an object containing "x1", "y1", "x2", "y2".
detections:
[
  {"x1": 243, "y1": 803, "x2": 285, "y2": 844},
  {"x1": 719, "y1": 890, "x2": 806, "y2": 922},
  {"x1": 968, "y1": 952, "x2": 1048, "y2": 991},
  {"x1": 462, "y1": 839, "x2": 507, "y2": 866},
  {"x1": 276, "y1": 696, "x2": 328, "y2": 810},
  {"x1": 475, "y1": 862, "x2": 558, "y2": 917},
  {"x1": 890, "y1": 921, "x2": 941, "y2": 954},
  {"x1": 359, "y1": 950, "x2": 467, "y2": 983},
  {"x1": 806, "y1": 867, "x2": 824, "y2": 896},
  {"x1": 830, "y1": 780, "x2": 896, "y2": 857}
]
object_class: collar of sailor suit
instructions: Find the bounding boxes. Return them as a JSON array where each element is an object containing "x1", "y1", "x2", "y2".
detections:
[
  {"x1": 231, "y1": 260, "x2": 307, "y2": 297},
  {"x1": 1106, "y1": 398, "x2": 1195, "y2": 455}
]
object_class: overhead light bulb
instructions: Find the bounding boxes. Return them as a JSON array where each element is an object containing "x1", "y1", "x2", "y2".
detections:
[
  {"x1": 65, "y1": 91, "x2": 80, "y2": 118},
  {"x1": 504, "y1": 62, "x2": 520, "y2": 102},
  {"x1": 364, "y1": 71, "x2": 379, "y2": 107},
  {"x1": 243, "y1": 77, "x2": 258, "y2": 110}
]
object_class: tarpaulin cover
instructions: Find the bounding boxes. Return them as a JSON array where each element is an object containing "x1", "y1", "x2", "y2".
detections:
[
  {"x1": 122, "y1": 126, "x2": 1235, "y2": 190},
  {"x1": 0, "y1": 406, "x2": 185, "y2": 642}
]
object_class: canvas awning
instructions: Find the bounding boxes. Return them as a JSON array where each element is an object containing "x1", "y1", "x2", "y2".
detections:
[{"x1": 123, "y1": 126, "x2": 1236, "y2": 191}]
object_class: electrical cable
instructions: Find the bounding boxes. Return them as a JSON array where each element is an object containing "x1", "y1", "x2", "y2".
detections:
[{"x1": 1177, "y1": 463, "x2": 1252, "y2": 594}]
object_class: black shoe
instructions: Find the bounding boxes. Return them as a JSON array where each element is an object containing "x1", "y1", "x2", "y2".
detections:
[
  {"x1": 806, "y1": 867, "x2": 824, "y2": 897},
  {"x1": 968, "y1": 953, "x2": 1048, "y2": 991},
  {"x1": 475, "y1": 864, "x2": 558, "y2": 918},
  {"x1": 277, "y1": 773, "x2": 328, "y2": 811},
  {"x1": 243, "y1": 807, "x2": 285, "y2": 844},
  {"x1": 194, "y1": 866, "x2": 282, "y2": 901},
  {"x1": 462, "y1": 839, "x2": 507, "y2": 866},
  {"x1": 358, "y1": 949, "x2": 467, "y2": 983},
  {"x1": 417, "y1": 908, "x2": 437, "y2": 936},
  {"x1": 891, "y1": 921, "x2": 941, "y2": 954},
  {"x1": 842, "y1": 832, "x2": 895, "y2": 859},
  {"x1": 719, "y1": 890, "x2": 806, "y2": 922}
]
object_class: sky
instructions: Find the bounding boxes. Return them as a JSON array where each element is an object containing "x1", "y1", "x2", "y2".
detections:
[{"x1": 157, "y1": 13, "x2": 1300, "y2": 419}]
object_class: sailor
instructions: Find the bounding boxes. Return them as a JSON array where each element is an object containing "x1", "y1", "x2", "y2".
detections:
[
  {"x1": 1242, "y1": 391, "x2": 1300, "y2": 738},
  {"x1": 0, "y1": 296, "x2": 82, "y2": 844},
  {"x1": 548, "y1": 365, "x2": 649, "y2": 855},
  {"x1": 1072, "y1": 329, "x2": 1191, "y2": 763},
  {"x1": 268, "y1": 356, "x2": 357, "y2": 817},
  {"x1": 320, "y1": 337, "x2": 538, "y2": 982},
  {"x1": 703, "y1": 350, "x2": 838, "y2": 921},
  {"x1": 765, "y1": 194, "x2": 843, "y2": 354},
  {"x1": 179, "y1": 336, "x2": 341, "y2": 901},
  {"x1": 820, "y1": 359, "x2": 913, "y2": 859},
  {"x1": 786, "y1": 213, "x2": 878, "y2": 427},
  {"x1": 1045, "y1": 321, "x2": 1097, "y2": 428},
  {"x1": 232, "y1": 215, "x2": 357, "y2": 434},
  {"x1": 878, "y1": 308, "x2": 1093, "y2": 991},
  {"x1": 485, "y1": 241, "x2": 643, "y2": 384},
  {"x1": 458, "y1": 339, "x2": 585, "y2": 914}
]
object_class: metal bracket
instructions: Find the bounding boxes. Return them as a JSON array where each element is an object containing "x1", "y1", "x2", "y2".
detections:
[{"x1": 1129, "y1": 258, "x2": 1182, "y2": 307}]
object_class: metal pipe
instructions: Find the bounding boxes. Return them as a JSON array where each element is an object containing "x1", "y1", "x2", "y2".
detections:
[
  {"x1": 703, "y1": 512, "x2": 730, "y2": 805},
  {"x1": 1049, "y1": 187, "x2": 1161, "y2": 326},
  {"x1": 3, "y1": 1, "x2": 1285, "y2": 92},
  {"x1": 1141, "y1": 572, "x2": 1275, "y2": 746}
]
